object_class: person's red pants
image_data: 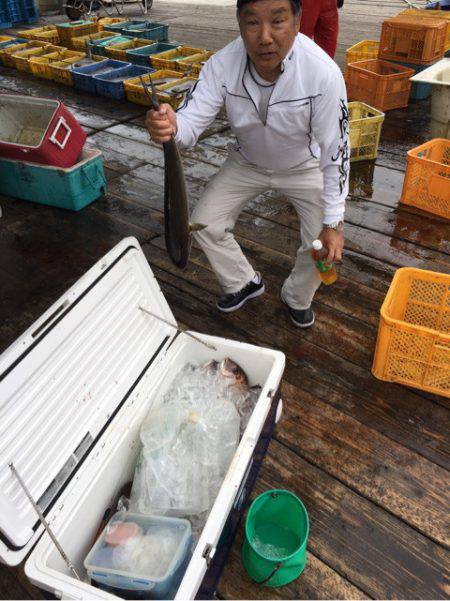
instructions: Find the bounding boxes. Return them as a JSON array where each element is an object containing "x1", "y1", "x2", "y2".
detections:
[{"x1": 300, "y1": 0, "x2": 339, "y2": 59}]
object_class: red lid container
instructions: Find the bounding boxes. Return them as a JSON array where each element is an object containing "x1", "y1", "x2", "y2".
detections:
[{"x1": 0, "y1": 94, "x2": 87, "y2": 168}]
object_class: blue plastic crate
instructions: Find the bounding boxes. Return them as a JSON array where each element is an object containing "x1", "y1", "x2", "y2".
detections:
[
  {"x1": 124, "y1": 22, "x2": 168, "y2": 41},
  {"x1": 393, "y1": 60, "x2": 432, "y2": 101},
  {"x1": 0, "y1": 148, "x2": 106, "y2": 211},
  {"x1": 103, "y1": 19, "x2": 134, "y2": 33},
  {"x1": 0, "y1": 13, "x2": 12, "y2": 28},
  {"x1": 0, "y1": 36, "x2": 26, "y2": 47},
  {"x1": 89, "y1": 34, "x2": 132, "y2": 57},
  {"x1": 5, "y1": 0, "x2": 24, "y2": 22},
  {"x1": 94, "y1": 64, "x2": 153, "y2": 100},
  {"x1": 126, "y1": 41, "x2": 178, "y2": 65},
  {"x1": 4, "y1": 0, "x2": 38, "y2": 23},
  {"x1": 72, "y1": 59, "x2": 130, "y2": 93}
]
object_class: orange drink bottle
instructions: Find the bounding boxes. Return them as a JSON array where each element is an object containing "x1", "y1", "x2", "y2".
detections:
[{"x1": 312, "y1": 239, "x2": 337, "y2": 285}]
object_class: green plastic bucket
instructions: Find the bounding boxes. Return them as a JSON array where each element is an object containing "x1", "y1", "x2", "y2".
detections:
[{"x1": 242, "y1": 490, "x2": 309, "y2": 587}]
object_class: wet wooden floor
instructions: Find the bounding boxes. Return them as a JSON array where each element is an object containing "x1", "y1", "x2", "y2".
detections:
[{"x1": 0, "y1": 1, "x2": 449, "y2": 599}]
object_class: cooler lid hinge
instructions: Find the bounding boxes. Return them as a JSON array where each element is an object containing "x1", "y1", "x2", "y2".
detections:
[{"x1": 202, "y1": 543, "x2": 216, "y2": 566}]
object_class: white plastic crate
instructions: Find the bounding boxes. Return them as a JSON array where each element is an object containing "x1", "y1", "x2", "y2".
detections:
[{"x1": 0, "y1": 238, "x2": 285, "y2": 600}]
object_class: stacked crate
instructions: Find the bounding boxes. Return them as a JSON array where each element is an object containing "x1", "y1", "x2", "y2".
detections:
[
  {"x1": 0, "y1": 0, "x2": 38, "y2": 28},
  {"x1": 378, "y1": 15, "x2": 448, "y2": 101},
  {"x1": 347, "y1": 12, "x2": 448, "y2": 109}
]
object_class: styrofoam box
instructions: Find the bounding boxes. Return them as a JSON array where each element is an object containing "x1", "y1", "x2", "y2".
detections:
[{"x1": 0, "y1": 237, "x2": 285, "y2": 600}]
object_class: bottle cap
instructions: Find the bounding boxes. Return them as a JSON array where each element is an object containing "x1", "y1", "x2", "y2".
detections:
[{"x1": 312, "y1": 239, "x2": 323, "y2": 251}]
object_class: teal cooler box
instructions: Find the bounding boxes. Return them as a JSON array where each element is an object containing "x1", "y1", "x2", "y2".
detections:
[{"x1": 0, "y1": 148, "x2": 105, "y2": 210}]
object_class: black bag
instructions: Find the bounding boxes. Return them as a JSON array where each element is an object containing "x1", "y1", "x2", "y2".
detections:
[{"x1": 337, "y1": 0, "x2": 344, "y2": 7}]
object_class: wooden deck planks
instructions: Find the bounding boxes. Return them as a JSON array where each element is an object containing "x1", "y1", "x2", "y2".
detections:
[{"x1": 143, "y1": 275, "x2": 449, "y2": 600}]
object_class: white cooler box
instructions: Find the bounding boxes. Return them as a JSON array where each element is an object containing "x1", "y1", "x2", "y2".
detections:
[{"x1": 0, "y1": 237, "x2": 285, "y2": 600}]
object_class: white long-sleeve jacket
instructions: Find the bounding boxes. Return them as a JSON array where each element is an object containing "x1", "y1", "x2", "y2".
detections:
[{"x1": 175, "y1": 33, "x2": 350, "y2": 224}]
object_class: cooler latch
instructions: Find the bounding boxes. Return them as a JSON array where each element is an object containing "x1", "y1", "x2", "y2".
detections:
[{"x1": 202, "y1": 543, "x2": 216, "y2": 566}]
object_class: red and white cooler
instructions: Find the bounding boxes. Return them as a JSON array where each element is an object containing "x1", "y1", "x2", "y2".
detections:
[{"x1": 0, "y1": 94, "x2": 86, "y2": 168}]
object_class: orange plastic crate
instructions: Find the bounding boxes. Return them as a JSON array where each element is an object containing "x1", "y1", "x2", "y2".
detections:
[
  {"x1": 379, "y1": 16, "x2": 447, "y2": 65},
  {"x1": 396, "y1": 9, "x2": 450, "y2": 51},
  {"x1": 56, "y1": 21, "x2": 99, "y2": 47},
  {"x1": 372, "y1": 267, "x2": 450, "y2": 397},
  {"x1": 346, "y1": 59, "x2": 414, "y2": 112},
  {"x1": 400, "y1": 138, "x2": 450, "y2": 220}
]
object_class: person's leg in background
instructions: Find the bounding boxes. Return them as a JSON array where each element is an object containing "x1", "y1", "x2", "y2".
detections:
[
  {"x1": 315, "y1": 0, "x2": 339, "y2": 58},
  {"x1": 299, "y1": 0, "x2": 321, "y2": 41}
]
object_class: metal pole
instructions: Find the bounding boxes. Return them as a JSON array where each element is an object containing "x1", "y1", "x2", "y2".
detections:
[
  {"x1": 138, "y1": 305, "x2": 217, "y2": 351},
  {"x1": 9, "y1": 463, "x2": 82, "y2": 581}
]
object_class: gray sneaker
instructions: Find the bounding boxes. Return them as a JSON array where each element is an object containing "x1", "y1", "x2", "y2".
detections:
[{"x1": 217, "y1": 274, "x2": 265, "y2": 312}]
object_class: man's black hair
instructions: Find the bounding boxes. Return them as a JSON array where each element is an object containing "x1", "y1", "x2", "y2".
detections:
[{"x1": 236, "y1": 0, "x2": 301, "y2": 14}]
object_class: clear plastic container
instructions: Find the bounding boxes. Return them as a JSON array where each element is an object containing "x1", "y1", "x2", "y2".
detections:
[{"x1": 84, "y1": 511, "x2": 192, "y2": 599}]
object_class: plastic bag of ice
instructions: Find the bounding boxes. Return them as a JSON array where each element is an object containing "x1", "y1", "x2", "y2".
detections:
[{"x1": 130, "y1": 368, "x2": 240, "y2": 517}]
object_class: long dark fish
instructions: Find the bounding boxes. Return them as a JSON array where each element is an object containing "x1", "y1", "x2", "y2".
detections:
[{"x1": 140, "y1": 75, "x2": 204, "y2": 269}]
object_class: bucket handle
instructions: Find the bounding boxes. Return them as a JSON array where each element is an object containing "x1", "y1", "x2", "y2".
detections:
[{"x1": 252, "y1": 561, "x2": 283, "y2": 586}]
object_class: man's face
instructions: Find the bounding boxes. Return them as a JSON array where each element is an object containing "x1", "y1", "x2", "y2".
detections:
[{"x1": 238, "y1": 0, "x2": 300, "y2": 76}]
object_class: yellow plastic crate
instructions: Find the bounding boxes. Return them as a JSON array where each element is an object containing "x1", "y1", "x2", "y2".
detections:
[
  {"x1": 1, "y1": 41, "x2": 49, "y2": 67},
  {"x1": 29, "y1": 49, "x2": 85, "y2": 79},
  {"x1": 13, "y1": 44, "x2": 63, "y2": 72},
  {"x1": 157, "y1": 75, "x2": 198, "y2": 108},
  {"x1": 124, "y1": 69, "x2": 184, "y2": 106},
  {"x1": 400, "y1": 138, "x2": 450, "y2": 220},
  {"x1": 348, "y1": 101, "x2": 385, "y2": 163},
  {"x1": 179, "y1": 50, "x2": 213, "y2": 75},
  {"x1": 150, "y1": 46, "x2": 207, "y2": 71},
  {"x1": 396, "y1": 8, "x2": 450, "y2": 51},
  {"x1": 106, "y1": 38, "x2": 153, "y2": 60},
  {"x1": 98, "y1": 17, "x2": 126, "y2": 31},
  {"x1": 17, "y1": 26, "x2": 59, "y2": 44},
  {"x1": 372, "y1": 268, "x2": 450, "y2": 397},
  {"x1": 49, "y1": 55, "x2": 94, "y2": 85},
  {"x1": 48, "y1": 59, "x2": 76, "y2": 85},
  {"x1": 346, "y1": 40, "x2": 379, "y2": 65},
  {"x1": 71, "y1": 30, "x2": 116, "y2": 51}
]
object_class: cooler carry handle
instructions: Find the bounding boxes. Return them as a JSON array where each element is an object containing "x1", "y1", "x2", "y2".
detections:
[{"x1": 49, "y1": 116, "x2": 72, "y2": 150}]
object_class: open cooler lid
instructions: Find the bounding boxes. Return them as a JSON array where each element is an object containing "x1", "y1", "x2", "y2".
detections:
[
  {"x1": 0, "y1": 237, "x2": 175, "y2": 564},
  {"x1": 411, "y1": 58, "x2": 450, "y2": 85}
]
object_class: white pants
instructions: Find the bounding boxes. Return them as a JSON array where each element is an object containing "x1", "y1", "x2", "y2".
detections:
[{"x1": 192, "y1": 150, "x2": 324, "y2": 310}]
